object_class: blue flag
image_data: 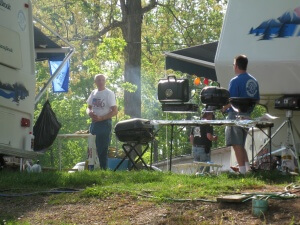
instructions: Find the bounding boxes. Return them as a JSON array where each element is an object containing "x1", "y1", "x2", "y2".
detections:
[{"x1": 49, "y1": 60, "x2": 70, "y2": 93}]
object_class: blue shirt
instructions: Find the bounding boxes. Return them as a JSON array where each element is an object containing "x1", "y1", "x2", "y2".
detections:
[{"x1": 228, "y1": 73, "x2": 260, "y2": 112}]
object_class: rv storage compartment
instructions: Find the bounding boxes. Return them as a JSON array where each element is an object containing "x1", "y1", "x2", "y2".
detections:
[
  {"x1": 200, "y1": 86, "x2": 229, "y2": 108},
  {"x1": 115, "y1": 118, "x2": 154, "y2": 143},
  {"x1": 274, "y1": 95, "x2": 300, "y2": 110},
  {"x1": 158, "y1": 75, "x2": 189, "y2": 102}
]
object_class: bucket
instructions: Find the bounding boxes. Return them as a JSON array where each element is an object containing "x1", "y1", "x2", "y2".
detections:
[{"x1": 252, "y1": 198, "x2": 268, "y2": 217}]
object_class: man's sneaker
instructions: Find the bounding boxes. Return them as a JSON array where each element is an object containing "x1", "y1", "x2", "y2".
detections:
[{"x1": 230, "y1": 166, "x2": 239, "y2": 173}]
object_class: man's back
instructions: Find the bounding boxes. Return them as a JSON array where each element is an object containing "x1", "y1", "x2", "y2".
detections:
[{"x1": 229, "y1": 72, "x2": 260, "y2": 100}]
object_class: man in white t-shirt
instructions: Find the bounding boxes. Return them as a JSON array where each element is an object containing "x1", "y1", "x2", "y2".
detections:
[{"x1": 86, "y1": 74, "x2": 118, "y2": 169}]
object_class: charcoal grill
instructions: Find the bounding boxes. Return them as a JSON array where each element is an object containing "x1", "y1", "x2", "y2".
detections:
[
  {"x1": 161, "y1": 103, "x2": 198, "y2": 113},
  {"x1": 229, "y1": 97, "x2": 257, "y2": 114},
  {"x1": 200, "y1": 86, "x2": 229, "y2": 109},
  {"x1": 114, "y1": 118, "x2": 154, "y2": 171},
  {"x1": 115, "y1": 118, "x2": 154, "y2": 143}
]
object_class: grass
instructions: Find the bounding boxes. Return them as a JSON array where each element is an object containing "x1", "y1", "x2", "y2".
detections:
[{"x1": 0, "y1": 169, "x2": 298, "y2": 201}]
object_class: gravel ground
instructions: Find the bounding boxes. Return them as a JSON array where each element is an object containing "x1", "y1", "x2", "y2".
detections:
[{"x1": 0, "y1": 187, "x2": 299, "y2": 225}]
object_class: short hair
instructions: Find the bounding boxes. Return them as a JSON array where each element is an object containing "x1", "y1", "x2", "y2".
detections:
[
  {"x1": 94, "y1": 74, "x2": 106, "y2": 81},
  {"x1": 234, "y1": 55, "x2": 248, "y2": 70}
]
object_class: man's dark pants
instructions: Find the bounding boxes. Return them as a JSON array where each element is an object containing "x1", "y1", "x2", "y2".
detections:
[{"x1": 90, "y1": 119, "x2": 112, "y2": 169}]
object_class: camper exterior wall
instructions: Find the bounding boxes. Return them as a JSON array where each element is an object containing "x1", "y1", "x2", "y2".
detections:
[
  {"x1": 215, "y1": 0, "x2": 300, "y2": 169},
  {"x1": 215, "y1": 0, "x2": 300, "y2": 96},
  {"x1": 0, "y1": 0, "x2": 36, "y2": 157}
]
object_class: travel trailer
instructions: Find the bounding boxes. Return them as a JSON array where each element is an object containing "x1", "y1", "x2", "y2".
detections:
[
  {"x1": 215, "y1": 0, "x2": 300, "y2": 170},
  {"x1": 0, "y1": 0, "x2": 36, "y2": 159},
  {"x1": 0, "y1": 0, "x2": 73, "y2": 160},
  {"x1": 165, "y1": 0, "x2": 300, "y2": 171}
]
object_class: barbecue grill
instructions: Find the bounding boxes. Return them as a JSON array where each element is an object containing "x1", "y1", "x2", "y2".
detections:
[
  {"x1": 161, "y1": 103, "x2": 198, "y2": 113},
  {"x1": 229, "y1": 97, "x2": 257, "y2": 114},
  {"x1": 114, "y1": 118, "x2": 154, "y2": 171},
  {"x1": 115, "y1": 118, "x2": 154, "y2": 143},
  {"x1": 158, "y1": 75, "x2": 189, "y2": 103},
  {"x1": 200, "y1": 86, "x2": 229, "y2": 109}
]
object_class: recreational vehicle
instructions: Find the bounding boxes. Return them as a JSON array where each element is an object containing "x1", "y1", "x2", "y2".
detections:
[
  {"x1": 165, "y1": 0, "x2": 300, "y2": 171},
  {"x1": 0, "y1": 0, "x2": 73, "y2": 161}
]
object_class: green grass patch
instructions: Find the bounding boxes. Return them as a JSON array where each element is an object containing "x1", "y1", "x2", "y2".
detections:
[
  {"x1": 0, "y1": 170, "x2": 298, "y2": 203},
  {"x1": 0, "y1": 170, "x2": 299, "y2": 224}
]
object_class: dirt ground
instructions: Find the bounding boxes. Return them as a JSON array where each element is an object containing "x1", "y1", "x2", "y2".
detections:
[{"x1": 0, "y1": 186, "x2": 300, "y2": 225}]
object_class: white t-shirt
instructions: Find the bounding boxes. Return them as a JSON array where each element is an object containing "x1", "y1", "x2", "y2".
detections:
[{"x1": 87, "y1": 88, "x2": 116, "y2": 117}]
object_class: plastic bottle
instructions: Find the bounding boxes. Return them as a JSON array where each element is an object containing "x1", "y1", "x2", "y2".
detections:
[{"x1": 24, "y1": 132, "x2": 34, "y2": 151}]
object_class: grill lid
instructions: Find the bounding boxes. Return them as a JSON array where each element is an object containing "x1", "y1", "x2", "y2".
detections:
[
  {"x1": 200, "y1": 86, "x2": 229, "y2": 108},
  {"x1": 158, "y1": 75, "x2": 190, "y2": 103},
  {"x1": 115, "y1": 118, "x2": 154, "y2": 143}
]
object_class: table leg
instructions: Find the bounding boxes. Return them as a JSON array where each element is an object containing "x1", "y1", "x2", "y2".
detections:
[
  {"x1": 169, "y1": 125, "x2": 174, "y2": 172},
  {"x1": 132, "y1": 143, "x2": 150, "y2": 169},
  {"x1": 114, "y1": 144, "x2": 137, "y2": 171},
  {"x1": 252, "y1": 127, "x2": 254, "y2": 166}
]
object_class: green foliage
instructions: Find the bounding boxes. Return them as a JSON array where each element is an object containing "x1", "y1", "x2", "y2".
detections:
[{"x1": 252, "y1": 104, "x2": 268, "y2": 119}]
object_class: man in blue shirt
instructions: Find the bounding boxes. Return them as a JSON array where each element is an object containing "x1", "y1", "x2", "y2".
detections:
[{"x1": 222, "y1": 55, "x2": 260, "y2": 174}]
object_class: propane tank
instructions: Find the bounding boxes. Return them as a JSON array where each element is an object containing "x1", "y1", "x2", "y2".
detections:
[{"x1": 281, "y1": 147, "x2": 295, "y2": 172}]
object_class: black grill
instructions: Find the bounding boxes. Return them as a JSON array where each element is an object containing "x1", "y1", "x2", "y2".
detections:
[
  {"x1": 158, "y1": 75, "x2": 189, "y2": 103},
  {"x1": 200, "y1": 86, "x2": 229, "y2": 108},
  {"x1": 115, "y1": 118, "x2": 154, "y2": 143},
  {"x1": 229, "y1": 97, "x2": 257, "y2": 113},
  {"x1": 161, "y1": 103, "x2": 198, "y2": 113}
]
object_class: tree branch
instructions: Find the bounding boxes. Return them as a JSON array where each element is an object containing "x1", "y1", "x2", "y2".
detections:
[
  {"x1": 157, "y1": 2, "x2": 184, "y2": 27},
  {"x1": 157, "y1": 2, "x2": 194, "y2": 45},
  {"x1": 120, "y1": 0, "x2": 127, "y2": 18},
  {"x1": 141, "y1": 0, "x2": 158, "y2": 14},
  {"x1": 89, "y1": 20, "x2": 125, "y2": 40}
]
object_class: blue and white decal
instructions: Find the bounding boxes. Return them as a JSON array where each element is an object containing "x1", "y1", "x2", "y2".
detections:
[
  {"x1": 0, "y1": 81, "x2": 29, "y2": 104},
  {"x1": 249, "y1": 6, "x2": 300, "y2": 40},
  {"x1": 246, "y1": 79, "x2": 258, "y2": 97}
]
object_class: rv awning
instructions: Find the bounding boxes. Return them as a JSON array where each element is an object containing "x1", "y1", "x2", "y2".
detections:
[
  {"x1": 34, "y1": 26, "x2": 67, "y2": 61},
  {"x1": 165, "y1": 42, "x2": 218, "y2": 81}
]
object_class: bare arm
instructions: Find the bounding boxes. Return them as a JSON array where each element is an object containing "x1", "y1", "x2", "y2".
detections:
[
  {"x1": 207, "y1": 133, "x2": 218, "y2": 141},
  {"x1": 221, "y1": 103, "x2": 231, "y2": 112},
  {"x1": 86, "y1": 105, "x2": 98, "y2": 121},
  {"x1": 221, "y1": 103, "x2": 231, "y2": 113},
  {"x1": 189, "y1": 135, "x2": 194, "y2": 145},
  {"x1": 93, "y1": 105, "x2": 118, "y2": 122}
]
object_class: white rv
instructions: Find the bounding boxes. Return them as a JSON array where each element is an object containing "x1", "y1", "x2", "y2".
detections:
[
  {"x1": 0, "y1": 0, "x2": 36, "y2": 158},
  {"x1": 165, "y1": 0, "x2": 300, "y2": 171},
  {"x1": 215, "y1": 0, "x2": 300, "y2": 170},
  {"x1": 0, "y1": 0, "x2": 73, "y2": 161}
]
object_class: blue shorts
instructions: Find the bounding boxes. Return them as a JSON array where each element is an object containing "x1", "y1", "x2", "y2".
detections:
[{"x1": 192, "y1": 146, "x2": 210, "y2": 162}]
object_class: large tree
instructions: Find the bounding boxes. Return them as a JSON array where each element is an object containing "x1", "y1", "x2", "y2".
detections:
[{"x1": 86, "y1": 0, "x2": 158, "y2": 118}]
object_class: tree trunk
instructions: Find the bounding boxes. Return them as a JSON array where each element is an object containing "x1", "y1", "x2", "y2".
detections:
[
  {"x1": 121, "y1": 0, "x2": 143, "y2": 159},
  {"x1": 121, "y1": 0, "x2": 142, "y2": 118}
]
